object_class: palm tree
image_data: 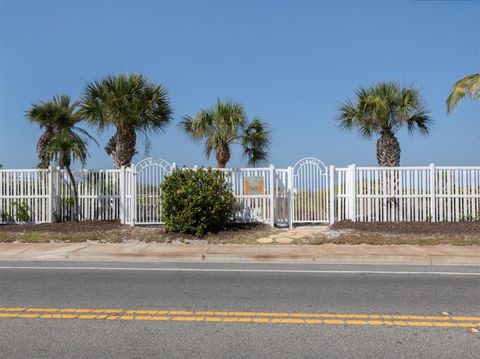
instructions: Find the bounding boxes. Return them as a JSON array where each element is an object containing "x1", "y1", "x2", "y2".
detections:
[
  {"x1": 338, "y1": 82, "x2": 432, "y2": 167},
  {"x1": 81, "y1": 73, "x2": 173, "y2": 168},
  {"x1": 45, "y1": 126, "x2": 97, "y2": 221},
  {"x1": 446, "y1": 74, "x2": 480, "y2": 113},
  {"x1": 181, "y1": 100, "x2": 271, "y2": 168},
  {"x1": 26, "y1": 95, "x2": 81, "y2": 168}
]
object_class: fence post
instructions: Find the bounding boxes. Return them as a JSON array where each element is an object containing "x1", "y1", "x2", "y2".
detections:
[
  {"x1": 349, "y1": 164, "x2": 357, "y2": 222},
  {"x1": 119, "y1": 166, "x2": 125, "y2": 224},
  {"x1": 329, "y1": 165, "x2": 335, "y2": 225},
  {"x1": 430, "y1": 163, "x2": 436, "y2": 222},
  {"x1": 270, "y1": 165, "x2": 275, "y2": 228},
  {"x1": 55, "y1": 167, "x2": 61, "y2": 222},
  {"x1": 48, "y1": 166, "x2": 54, "y2": 223},
  {"x1": 171, "y1": 162, "x2": 176, "y2": 173},
  {"x1": 130, "y1": 165, "x2": 136, "y2": 227},
  {"x1": 287, "y1": 166, "x2": 293, "y2": 229}
]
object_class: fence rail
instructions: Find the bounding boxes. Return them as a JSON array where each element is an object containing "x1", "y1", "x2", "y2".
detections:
[{"x1": 1, "y1": 160, "x2": 479, "y2": 226}]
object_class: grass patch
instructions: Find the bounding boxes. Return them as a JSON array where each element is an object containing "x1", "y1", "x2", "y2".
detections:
[{"x1": 0, "y1": 222, "x2": 279, "y2": 244}]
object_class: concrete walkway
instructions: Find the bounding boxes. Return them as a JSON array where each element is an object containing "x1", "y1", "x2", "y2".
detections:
[
  {"x1": 1, "y1": 242, "x2": 480, "y2": 265},
  {"x1": 255, "y1": 227, "x2": 327, "y2": 244}
]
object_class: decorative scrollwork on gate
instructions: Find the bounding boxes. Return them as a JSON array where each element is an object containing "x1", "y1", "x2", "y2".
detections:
[
  {"x1": 135, "y1": 157, "x2": 172, "y2": 173},
  {"x1": 293, "y1": 157, "x2": 327, "y2": 175}
]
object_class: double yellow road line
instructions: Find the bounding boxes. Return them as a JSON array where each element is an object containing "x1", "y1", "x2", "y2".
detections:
[{"x1": 1, "y1": 307, "x2": 479, "y2": 329}]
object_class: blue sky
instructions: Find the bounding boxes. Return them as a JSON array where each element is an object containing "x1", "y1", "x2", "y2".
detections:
[{"x1": 0, "y1": 0, "x2": 479, "y2": 169}]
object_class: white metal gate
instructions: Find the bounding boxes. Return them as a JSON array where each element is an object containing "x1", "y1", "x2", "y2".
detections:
[
  {"x1": 125, "y1": 157, "x2": 330, "y2": 227},
  {"x1": 292, "y1": 157, "x2": 329, "y2": 224},
  {"x1": 132, "y1": 157, "x2": 172, "y2": 225},
  {"x1": 274, "y1": 168, "x2": 290, "y2": 226}
]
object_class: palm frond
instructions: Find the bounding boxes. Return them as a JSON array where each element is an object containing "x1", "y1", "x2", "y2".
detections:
[
  {"x1": 405, "y1": 108, "x2": 432, "y2": 135},
  {"x1": 446, "y1": 74, "x2": 480, "y2": 113},
  {"x1": 26, "y1": 100, "x2": 58, "y2": 129},
  {"x1": 45, "y1": 127, "x2": 94, "y2": 168},
  {"x1": 73, "y1": 127, "x2": 100, "y2": 146},
  {"x1": 241, "y1": 117, "x2": 271, "y2": 166},
  {"x1": 180, "y1": 112, "x2": 213, "y2": 141},
  {"x1": 338, "y1": 81, "x2": 431, "y2": 138},
  {"x1": 81, "y1": 73, "x2": 173, "y2": 134}
]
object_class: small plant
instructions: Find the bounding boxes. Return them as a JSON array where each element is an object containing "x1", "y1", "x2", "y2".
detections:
[
  {"x1": 1, "y1": 211, "x2": 12, "y2": 223},
  {"x1": 11, "y1": 201, "x2": 31, "y2": 222},
  {"x1": 460, "y1": 212, "x2": 480, "y2": 222},
  {"x1": 161, "y1": 168, "x2": 235, "y2": 236},
  {"x1": 53, "y1": 211, "x2": 61, "y2": 223},
  {"x1": 63, "y1": 197, "x2": 75, "y2": 206}
]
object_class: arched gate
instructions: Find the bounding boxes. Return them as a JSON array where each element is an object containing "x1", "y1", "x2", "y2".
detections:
[
  {"x1": 132, "y1": 157, "x2": 173, "y2": 225},
  {"x1": 291, "y1": 157, "x2": 329, "y2": 224}
]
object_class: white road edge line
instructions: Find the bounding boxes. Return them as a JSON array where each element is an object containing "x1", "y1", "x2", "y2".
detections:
[{"x1": 0, "y1": 266, "x2": 479, "y2": 276}]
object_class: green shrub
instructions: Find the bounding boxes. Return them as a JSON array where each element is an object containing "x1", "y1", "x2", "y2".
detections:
[
  {"x1": 11, "y1": 201, "x2": 31, "y2": 222},
  {"x1": 161, "y1": 168, "x2": 235, "y2": 236}
]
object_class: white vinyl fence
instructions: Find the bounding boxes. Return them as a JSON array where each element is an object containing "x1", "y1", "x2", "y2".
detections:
[
  {"x1": 54, "y1": 169, "x2": 123, "y2": 222},
  {"x1": 1, "y1": 158, "x2": 479, "y2": 227},
  {"x1": 0, "y1": 169, "x2": 52, "y2": 223},
  {"x1": 333, "y1": 165, "x2": 480, "y2": 222}
]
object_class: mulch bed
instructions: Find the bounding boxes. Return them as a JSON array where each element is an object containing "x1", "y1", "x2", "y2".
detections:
[
  {"x1": 331, "y1": 221, "x2": 480, "y2": 235},
  {"x1": 0, "y1": 221, "x2": 269, "y2": 236},
  {"x1": 2, "y1": 220, "x2": 479, "y2": 235},
  {"x1": 2, "y1": 221, "x2": 479, "y2": 244},
  {"x1": 0, "y1": 220, "x2": 126, "y2": 233}
]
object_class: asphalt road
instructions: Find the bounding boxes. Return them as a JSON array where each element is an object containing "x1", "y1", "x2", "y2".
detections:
[{"x1": 1, "y1": 261, "x2": 479, "y2": 358}]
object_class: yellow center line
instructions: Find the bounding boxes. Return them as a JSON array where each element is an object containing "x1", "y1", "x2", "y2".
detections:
[
  {"x1": 0, "y1": 307, "x2": 479, "y2": 329},
  {"x1": 0, "y1": 312, "x2": 478, "y2": 328},
  {"x1": 1, "y1": 307, "x2": 477, "y2": 321}
]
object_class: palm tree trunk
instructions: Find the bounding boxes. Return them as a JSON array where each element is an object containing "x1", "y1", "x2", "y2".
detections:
[
  {"x1": 37, "y1": 129, "x2": 54, "y2": 169},
  {"x1": 376, "y1": 131, "x2": 401, "y2": 167},
  {"x1": 376, "y1": 130, "x2": 401, "y2": 216},
  {"x1": 105, "y1": 125, "x2": 137, "y2": 168},
  {"x1": 65, "y1": 166, "x2": 80, "y2": 221},
  {"x1": 216, "y1": 150, "x2": 230, "y2": 168}
]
